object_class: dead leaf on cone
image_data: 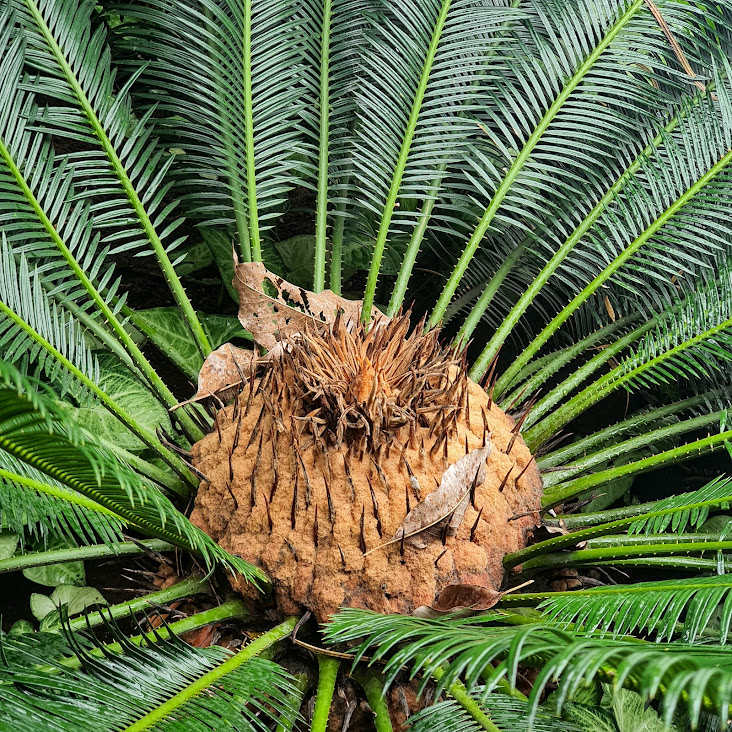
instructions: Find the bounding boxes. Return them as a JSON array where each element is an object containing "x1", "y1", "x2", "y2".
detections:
[{"x1": 233, "y1": 260, "x2": 386, "y2": 351}]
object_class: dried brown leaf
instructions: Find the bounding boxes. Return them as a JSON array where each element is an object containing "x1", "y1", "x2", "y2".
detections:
[
  {"x1": 233, "y1": 260, "x2": 386, "y2": 351},
  {"x1": 173, "y1": 344, "x2": 254, "y2": 409},
  {"x1": 395, "y1": 443, "x2": 491, "y2": 550}
]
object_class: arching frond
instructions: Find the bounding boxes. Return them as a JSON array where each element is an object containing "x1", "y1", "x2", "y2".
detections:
[
  {"x1": 10, "y1": 0, "x2": 210, "y2": 355},
  {"x1": 0, "y1": 363, "x2": 265, "y2": 583},
  {"x1": 407, "y1": 687, "x2": 579, "y2": 732},
  {"x1": 324, "y1": 610, "x2": 732, "y2": 728},
  {"x1": 536, "y1": 575, "x2": 732, "y2": 643},
  {"x1": 104, "y1": 0, "x2": 314, "y2": 262},
  {"x1": 0, "y1": 619, "x2": 300, "y2": 732}
]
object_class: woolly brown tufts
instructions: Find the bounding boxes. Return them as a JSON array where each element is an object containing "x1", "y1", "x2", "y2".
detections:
[{"x1": 190, "y1": 315, "x2": 542, "y2": 622}]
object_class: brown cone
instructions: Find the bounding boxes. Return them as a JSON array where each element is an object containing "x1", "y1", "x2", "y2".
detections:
[{"x1": 190, "y1": 314, "x2": 542, "y2": 622}]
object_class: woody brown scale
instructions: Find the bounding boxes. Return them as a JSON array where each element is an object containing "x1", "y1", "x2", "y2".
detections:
[{"x1": 190, "y1": 312, "x2": 542, "y2": 622}]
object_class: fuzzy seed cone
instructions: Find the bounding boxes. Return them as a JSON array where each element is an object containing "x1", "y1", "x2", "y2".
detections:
[{"x1": 190, "y1": 315, "x2": 542, "y2": 622}]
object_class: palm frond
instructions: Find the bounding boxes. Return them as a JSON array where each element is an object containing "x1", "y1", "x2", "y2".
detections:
[
  {"x1": 408, "y1": 687, "x2": 578, "y2": 732},
  {"x1": 104, "y1": 0, "x2": 314, "y2": 262},
  {"x1": 0, "y1": 362, "x2": 265, "y2": 583},
  {"x1": 535, "y1": 575, "x2": 732, "y2": 643},
  {"x1": 0, "y1": 619, "x2": 300, "y2": 731},
  {"x1": 11, "y1": 0, "x2": 210, "y2": 355},
  {"x1": 324, "y1": 610, "x2": 732, "y2": 728}
]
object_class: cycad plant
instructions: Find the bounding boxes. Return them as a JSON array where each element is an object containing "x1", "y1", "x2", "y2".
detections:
[{"x1": 5, "y1": 0, "x2": 732, "y2": 729}]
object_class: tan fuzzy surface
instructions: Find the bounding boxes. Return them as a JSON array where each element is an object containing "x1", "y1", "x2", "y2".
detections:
[{"x1": 191, "y1": 371, "x2": 541, "y2": 623}]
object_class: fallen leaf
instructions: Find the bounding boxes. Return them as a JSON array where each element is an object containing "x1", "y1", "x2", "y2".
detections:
[
  {"x1": 173, "y1": 344, "x2": 254, "y2": 409},
  {"x1": 413, "y1": 579, "x2": 533, "y2": 618},
  {"x1": 233, "y1": 260, "x2": 386, "y2": 351},
  {"x1": 389, "y1": 444, "x2": 491, "y2": 551}
]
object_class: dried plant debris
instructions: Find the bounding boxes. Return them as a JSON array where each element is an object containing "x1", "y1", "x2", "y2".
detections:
[
  {"x1": 413, "y1": 579, "x2": 534, "y2": 618},
  {"x1": 233, "y1": 261, "x2": 386, "y2": 351},
  {"x1": 175, "y1": 344, "x2": 254, "y2": 407},
  {"x1": 191, "y1": 307, "x2": 543, "y2": 621}
]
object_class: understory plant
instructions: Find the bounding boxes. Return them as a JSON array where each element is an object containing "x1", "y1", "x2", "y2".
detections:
[{"x1": 4, "y1": 0, "x2": 732, "y2": 729}]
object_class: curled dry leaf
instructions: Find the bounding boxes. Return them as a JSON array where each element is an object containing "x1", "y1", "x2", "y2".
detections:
[
  {"x1": 413, "y1": 579, "x2": 534, "y2": 618},
  {"x1": 173, "y1": 344, "x2": 254, "y2": 409},
  {"x1": 393, "y1": 444, "x2": 491, "y2": 551},
  {"x1": 233, "y1": 260, "x2": 386, "y2": 351}
]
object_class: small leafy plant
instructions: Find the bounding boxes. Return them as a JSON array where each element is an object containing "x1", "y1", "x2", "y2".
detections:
[{"x1": 4, "y1": 0, "x2": 732, "y2": 729}]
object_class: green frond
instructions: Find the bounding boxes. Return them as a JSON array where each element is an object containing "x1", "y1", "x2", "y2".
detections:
[
  {"x1": 534, "y1": 576, "x2": 732, "y2": 643},
  {"x1": 104, "y1": 0, "x2": 314, "y2": 261},
  {"x1": 504, "y1": 475, "x2": 732, "y2": 568},
  {"x1": 433, "y1": 0, "x2": 732, "y2": 341},
  {"x1": 407, "y1": 688, "x2": 579, "y2": 732},
  {"x1": 323, "y1": 610, "x2": 732, "y2": 728},
  {"x1": 0, "y1": 363, "x2": 266, "y2": 584},
  {"x1": 0, "y1": 618, "x2": 300, "y2": 732},
  {"x1": 11, "y1": 0, "x2": 210, "y2": 355}
]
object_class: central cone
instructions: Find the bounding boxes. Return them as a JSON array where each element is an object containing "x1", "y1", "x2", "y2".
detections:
[{"x1": 190, "y1": 314, "x2": 542, "y2": 622}]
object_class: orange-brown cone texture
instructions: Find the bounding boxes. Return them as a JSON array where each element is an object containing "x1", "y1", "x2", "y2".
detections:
[{"x1": 190, "y1": 315, "x2": 542, "y2": 622}]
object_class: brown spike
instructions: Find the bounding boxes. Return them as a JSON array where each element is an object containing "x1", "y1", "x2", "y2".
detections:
[
  {"x1": 263, "y1": 492, "x2": 273, "y2": 532},
  {"x1": 338, "y1": 543, "x2": 346, "y2": 567},
  {"x1": 498, "y1": 466, "x2": 513, "y2": 493},
  {"x1": 399, "y1": 529, "x2": 405, "y2": 558},
  {"x1": 440, "y1": 515, "x2": 450, "y2": 545},
  {"x1": 465, "y1": 435, "x2": 469, "y2": 455},
  {"x1": 232, "y1": 405, "x2": 244, "y2": 452},
  {"x1": 225, "y1": 480, "x2": 238, "y2": 511},
  {"x1": 405, "y1": 480, "x2": 411, "y2": 513},
  {"x1": 368, "y1": 477, "x2": 383, "y2": 538},
  {"x1": 506, "y1": 407, "x2": 532, "y2": 455},
  {"x1": 470, "y1": 506, "x2": 484, "y2": 542},
  {"x1": 313, "y1": 505, "x2": 319, "y2": 548},
  {"x1": 214, "y1": 411, "x2": 222, "y2": 443},
  {"x1": 285, "y1": 538, "x2": 298, "y2": 561},
  {"x1": 514, "y1": 456, "x2": 536, "y2": 487},
  {"x1": 245, "y1": 403, "x2": 266, "y2": 453},
  {"x1": 291, "y1": 471, "x2": 298, "y2": 529},
  {"x1": 244, "y1": 364, "x2": 256, "y2": 415},
  {"x1": 465, "y1": 385, "x2": 471, "y2": 430},
  {"x1": 324, "y1": 473, "x2": 336, "y2": 525},
  {"x1": 250, "y1": 468, "x2": 256, "y2": 508},
  {"x1": 481, "y1": 408, "x2": 490, "y2": 447},
  {"x1": 343, "y1": 452, "x2": 356, "y2": 499},
  {"x1": 359, "y1": 506, "x2": 367, "y2": 553},
  {"x1": 443, "y1": 430, "x2": 449, "y2": 462},
  {"x1": 294, "y1": 444, "x2": 312, "y2": 508},
  {"x1": 469, "y1": 467, "x2": 481, "y2": 509},
  {"x1": 434, "y1": 548, "x2": 447, "y2": 567}
]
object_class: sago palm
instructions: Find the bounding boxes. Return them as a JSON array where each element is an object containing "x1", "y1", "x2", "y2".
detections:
[{"x1": 3, "y1": 0, "x2": 732, "y2": 729}]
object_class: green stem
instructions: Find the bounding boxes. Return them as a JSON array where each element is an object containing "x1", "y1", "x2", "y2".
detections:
[
  {"x1": 354, "y1": 669, "x2": 394, "y2": 732},
  {"x1": 519, "y1": 540, "x2": 732, "y2": 572},
  {"x1": 0, "y1": 134, "x2": 203, "y2": 447},
  {"x1": 432, "y1": 667, "x2": 500, "y2": 732},
  {"x1": 242, "y1": 0, "x2": 261, "y2": 261},
  {"x1": 432, "y1": 0, "x2": 644, "y2": 333},
  {"x1": 67, "y1": 575, "x2": 206, "y2": 632},
  {"x1": 58, "y1": 598, "x2": 251, "y2": 671},
  {"x1": 543, "y1": 428, "x2": 732, "y2": 507},
  {"x1": 24, "y1": 0, "x2": 211, "y2": 358},
  {"x1": 312, "y1": 655, "x2": 340, "y2": 732},
  {"x1": 504, "y1": 487, "x2": 732, "y2": 568},
  {"x1": 530, "y1": 311, "x2": 732, "y2": 447},
  {"x1": 0, "y1": 538, "x2": 172, "y2": 575},
  {"x1": 541, "y1": 410, "x2": 723, "y2": 489},
  {"x1": 0, "y1": 300, "x2": 194, "y2": 489},
  {"x1": 545, "y1": 501, "x2": 661, "y2": 529},
  {"x1": 123, "y1": 614, "x2": 296, "y2": 732},
  {"x1": 388, "y1": 165, "x2": 447, "y2": 317},
  {"x1": 499, "y1": 313, "x2": 639, "y2": 413},
  {"x1": 361, "y1": 0, "x2": 452, "y2": 322},
  {"x1": 314, "y1": 0, "x2": 332, "y2": 292},
  {"x1": 537, "y1": 394, "x2": 707, "y2": 469}
]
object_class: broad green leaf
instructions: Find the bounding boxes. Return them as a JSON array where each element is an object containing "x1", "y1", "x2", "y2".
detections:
[
  {"x1": 8, "y1": 620, "x2": 34, "y2": 635},
  {"x1": 342, "y1": 234, "x2": 407, "y2": 275},
  {"x1": 31, "y1": 585, "x2": 108, "y2": 628},
  {"x1": 23, "y1": 558, "x2": 85, "y2": 588},
  {"x1": 0, "y1": 531, "x2": 18, "y2": 560},
  {"x1": 199, "y1": 227, "x2": 239, "y2": 303},
  {"x1": 133, "y1": 307, "x2": 251, "y2": 379},
  {"x1": 562, "y1": 702, "x2": 618, "y2": 732},
  {"x1": 173, "y1": 239, "x2": 215, "y2": 276},
  {"x1": 607, "y1": 687, "x2": 677, "y2": 732},
  {"x1": 274, "y1": 234, "x2": 317, "y2": 288},
  {"x1": 69, "y1": 354, "x2": 173, "y2": 451}
]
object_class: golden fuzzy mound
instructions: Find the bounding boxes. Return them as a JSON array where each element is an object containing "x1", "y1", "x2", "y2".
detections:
[{"x1": 190, "y1": 315, "x2": 542, "y2": 622}]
